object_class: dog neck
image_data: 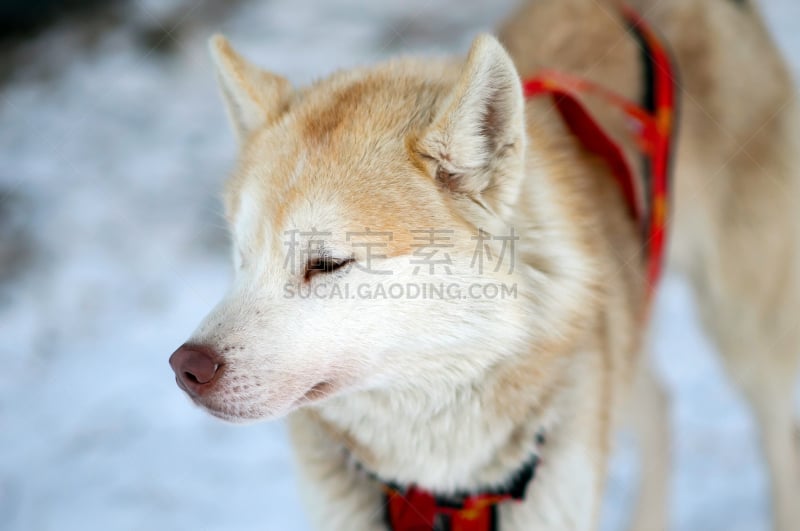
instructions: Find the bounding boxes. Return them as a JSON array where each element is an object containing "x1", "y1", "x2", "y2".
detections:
[{"x1": 308, "y1": 340, "x2": 594, "y2": 495}]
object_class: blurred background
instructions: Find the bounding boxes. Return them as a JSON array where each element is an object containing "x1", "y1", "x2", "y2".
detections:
[{"x1": 1, "y1": 1, "x2": 799, "y2": 530}]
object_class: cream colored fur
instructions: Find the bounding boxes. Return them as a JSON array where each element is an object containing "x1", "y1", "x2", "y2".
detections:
[{"x1": 177, "y1": 0, "x2": 800, "y2": 529}]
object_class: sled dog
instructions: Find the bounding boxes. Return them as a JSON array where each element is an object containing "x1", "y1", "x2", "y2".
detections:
[{"x1": 170, "y1": 0, "x2": 800, "y2": 529}]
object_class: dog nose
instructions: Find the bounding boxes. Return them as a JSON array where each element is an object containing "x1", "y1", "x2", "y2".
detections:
[{"x1": 169, "y1": 344, "x2": 222, "y2": 395}]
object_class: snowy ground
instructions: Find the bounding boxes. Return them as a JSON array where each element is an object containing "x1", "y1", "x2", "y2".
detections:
[{"x1": 1, "y1": 1, "x2": 799, "y2": 530}]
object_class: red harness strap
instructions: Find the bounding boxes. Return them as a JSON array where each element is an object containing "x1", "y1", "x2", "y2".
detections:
[
  {"x1": 382, "y1": 441, "x2": 541, "y2": 531},
  {"x1": 524, "y1": 6, "x2": 678, "y2": 304},
  {"x1": 383, "y1": 487, "x2": 508, "y2": 531},
  {"x1": 382, "y1": 8, "x2": 678, "y2": 531}
]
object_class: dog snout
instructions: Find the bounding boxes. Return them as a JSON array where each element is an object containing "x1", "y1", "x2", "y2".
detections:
[{"x1": 169, "y1": 344, "x2": 222, "y2": 396}]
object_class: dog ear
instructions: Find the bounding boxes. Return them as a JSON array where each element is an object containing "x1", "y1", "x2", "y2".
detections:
[
  {"x1": 419, "y1": 34, "x2": 525, "y2": 203},
  {"x1": 208, "y1": 35, "x2": 292, "y2": 142}
]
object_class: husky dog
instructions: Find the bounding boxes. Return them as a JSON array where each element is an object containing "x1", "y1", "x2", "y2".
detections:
[{"x1": 169, "y1": 0, "x2": 800, "y2": 529}]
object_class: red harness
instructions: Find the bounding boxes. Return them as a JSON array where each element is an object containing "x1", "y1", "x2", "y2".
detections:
[
  {"x1": 382, "y1": 436, "x2": 542, "y2": 531},
  {"x1": 524, "y1": 5, "x2": 678, "y2": 303},
  {"x1": 383, "y1": 7, "x2": 678, "y2": 531},
  {"x1": 383, "y1": 484, "x2": 520, "y2": 531}
]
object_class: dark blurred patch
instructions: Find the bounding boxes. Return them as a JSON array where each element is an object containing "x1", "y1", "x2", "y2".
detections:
[
  {"x1": 0, "y1": 0, "x2": 250, "y2": 83},
  {"x1": 0, "y1": 0, "x2": 126, "y2": 83},
  {"x1": 377, "y1": 15, "x2": 475, "y2": 52},
  {"x1": 137, "y1": 24, "x2": 181, "y2": 57},
  {"x1": 0, "y1": 0, "x2": 115, "y2": 44},
  {"x1": 0, "y1": 188, "x2": 36, "y2": 293},
  {"x1": 134, "y1": 0, "x2": 246, "y2": 58}
]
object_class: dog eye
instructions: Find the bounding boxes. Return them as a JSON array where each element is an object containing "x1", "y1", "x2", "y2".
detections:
[{"x1": 304, "y1": 256, "x2": 354, "y2": 281}]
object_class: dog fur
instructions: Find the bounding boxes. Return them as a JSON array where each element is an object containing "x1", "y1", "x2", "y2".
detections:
[{"x1": 175, "y1": 0, "x2": 800, "y2": 529}]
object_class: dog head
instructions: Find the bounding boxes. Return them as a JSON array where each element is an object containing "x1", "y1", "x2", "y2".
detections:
[{"x1": 169, "y1": 34, "x2": 584, "y2": 422}]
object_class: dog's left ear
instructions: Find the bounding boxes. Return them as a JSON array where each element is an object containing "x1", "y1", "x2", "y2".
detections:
[
  {"x1": 209, "y1": 34, "x2": 293, "y2": 142},
  {"x1": 418, "y1": 34, "x2": 525, "y2": 205}
]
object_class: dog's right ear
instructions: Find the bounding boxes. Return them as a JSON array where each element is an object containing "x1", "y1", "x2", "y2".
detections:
[
  {"x1": 417, "y1": 34, "x2": 525, "y2": 212},
  {"x1": 208, "y1": 35, "x2": 292, "y2": 142}
]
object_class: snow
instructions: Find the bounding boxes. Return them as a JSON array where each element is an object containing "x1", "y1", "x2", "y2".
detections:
[{"x1": 1, "y1": 1, "x2": 798, "y2": 530}]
